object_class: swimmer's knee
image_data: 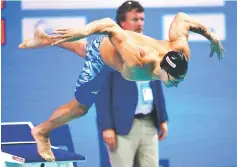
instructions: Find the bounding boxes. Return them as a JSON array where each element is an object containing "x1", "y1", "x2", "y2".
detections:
[
  {"x1": 70, "y1": 98, "x2": 89, "y2": 118},
  {"x1": 76, "y1": 103, "x2": 89, "y2": 116},
  {"x1": 72, "y1": 105, "x2": 88, "y2": 118}
]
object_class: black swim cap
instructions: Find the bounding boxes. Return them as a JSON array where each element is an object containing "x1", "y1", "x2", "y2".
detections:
[{"x1": 160, "y1": 51, "x2": 188, "y2": 79}]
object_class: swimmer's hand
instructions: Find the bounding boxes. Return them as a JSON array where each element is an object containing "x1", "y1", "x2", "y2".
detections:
[
  {"x1": 50, "y1": 28, "x2": 85, "y2": 46},
  {"x1": 210, "y1": 33, "x2": 225, "y2": 61}
]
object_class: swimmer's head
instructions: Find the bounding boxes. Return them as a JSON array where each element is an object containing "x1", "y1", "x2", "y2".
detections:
[{"x1": 160, "y1": 51, "x2": 188, "y2": 87}]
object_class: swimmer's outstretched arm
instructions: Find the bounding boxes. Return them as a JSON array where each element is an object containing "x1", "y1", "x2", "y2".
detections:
[
  {"x1": 51, "y1": 18, "x2": 145, "y2": 68},
  {"x1": 50, "y1": 18, "x2": 126, "y2": 45},
  {"x1": 169, "y1": 12, "x2": 224, "y2": 60}
]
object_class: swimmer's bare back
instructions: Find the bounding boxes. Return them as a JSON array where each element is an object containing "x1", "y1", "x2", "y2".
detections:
[{"x1": 98, "y1": 30, "x2": 188, "y2": 81}]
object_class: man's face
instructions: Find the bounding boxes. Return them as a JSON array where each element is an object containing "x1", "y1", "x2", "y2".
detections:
[{"x1": 120, "y1": 9, "x2": 144, "y2": 33}]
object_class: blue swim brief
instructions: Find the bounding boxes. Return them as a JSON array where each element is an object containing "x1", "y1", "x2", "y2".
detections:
[{"x1": 74, "y1": 35, "x2": 113, "y2": 107}]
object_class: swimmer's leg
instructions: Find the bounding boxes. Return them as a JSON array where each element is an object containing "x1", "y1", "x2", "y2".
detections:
[
  {"x1": 31, "y1": 98, "x2": 88, "y2": 162},
  {"x1": 18, "y1": 23, "x2": 87, "y2": 57}
]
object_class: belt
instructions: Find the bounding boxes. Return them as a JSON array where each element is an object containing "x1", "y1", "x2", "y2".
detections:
[{"x1": 134, "y1": 113, "x2": 152, "y2": 119}]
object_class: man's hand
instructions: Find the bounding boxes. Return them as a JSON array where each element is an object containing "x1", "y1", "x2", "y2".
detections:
[
  {"x1": 102, "y1": 129, "x2": 117, "y2": 150},
  {"x1": 210, "y1": 33, "x2": 225, "y2": 61},
  {"x1": 158, "y1": 122, "x2": 168, "y2": 141}
]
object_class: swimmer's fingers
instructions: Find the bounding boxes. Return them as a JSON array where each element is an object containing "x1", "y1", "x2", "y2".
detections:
[
  {"x1": 53, "y1": 28, "x2": 68, "y2": 31},
  {"x1": 50, "y1": 28, "x2": 75, "y2": 39},
  {"x1": 50, "y1": 33, "x2": 71, "y2": 39},
  {"x1": 209, "y1": 48, "x2": 214, "y2": 58},
  {"x1": 216, "y1": 42, "x2": 225, "y2": 61},
  {"x1": 51, "y1": 29, "x2": 69, "y2": 35},
  {"x1": 51, "y1": 37, "x2": 72, "y2": 46},
  {"x1": 210, "y1": 41, "x2": 224, "y2": 61},
  {"x1": 219, "y1": 42, "x2": 225, "y2": 60}
]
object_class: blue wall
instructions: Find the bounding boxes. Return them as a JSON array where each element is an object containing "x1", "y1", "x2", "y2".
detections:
[{"x1": 2, "y1": 1, "x2": 237, "y2": 167}]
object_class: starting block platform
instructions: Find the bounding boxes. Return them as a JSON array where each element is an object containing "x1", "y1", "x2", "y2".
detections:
[{"x1": 1, "y1": 122, "x2": 86, "y2": 167}]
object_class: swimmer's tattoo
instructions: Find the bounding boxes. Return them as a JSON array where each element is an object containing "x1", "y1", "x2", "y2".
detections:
[{"x1": 190, "y1": 25, "x2": 212, "y2": 41}]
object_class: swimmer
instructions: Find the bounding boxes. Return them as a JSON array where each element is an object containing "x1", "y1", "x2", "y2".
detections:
[{"x1": 19, "y1": 12, "x2": 224, "y2": 162}]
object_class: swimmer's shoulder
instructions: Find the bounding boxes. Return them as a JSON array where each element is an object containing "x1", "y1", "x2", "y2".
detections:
[{"x1": 170, "y1": 39, "x2": 190, "y2": 61}]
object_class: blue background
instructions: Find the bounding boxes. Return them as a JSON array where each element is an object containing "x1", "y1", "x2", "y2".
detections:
[{"x1": 1, "y1": 1, "x2": 237, "y2": 167}]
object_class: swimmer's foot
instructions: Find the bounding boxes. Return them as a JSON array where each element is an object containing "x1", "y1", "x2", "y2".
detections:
[
  {"x1": 31, "y1": 126, "x2": 55, "y2": 162},
  {"x1": 18, "y1": 27, "x2": 52, "y2": 49}
]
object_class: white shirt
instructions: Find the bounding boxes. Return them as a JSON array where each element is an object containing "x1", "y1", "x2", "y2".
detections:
[{"x1": 135, "y1": 81, "x2": 154, "y2": 115}]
